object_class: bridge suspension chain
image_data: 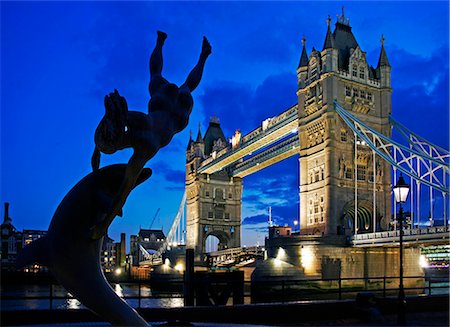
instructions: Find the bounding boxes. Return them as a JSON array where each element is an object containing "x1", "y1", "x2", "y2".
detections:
[
  {"x1": 390, "y1": 116, "x2": 449, "y2": 163},
  {"x1": 145, "y1": 192, "x2": 186, "y2": 263},
  {"x1": 334, "y1": 100, "x2": 450, "y2": 195}
]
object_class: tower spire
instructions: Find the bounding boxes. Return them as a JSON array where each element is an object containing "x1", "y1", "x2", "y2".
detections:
[
  {"x1": 298, "y1": 35, "x2": 309, "y2": 68},
  {"x1": 377, "y1": 34, "x2": 391, "y2": 68},
  {"x1": 337, "y1": 5, "x2": 350, "y2": 26},
  {"x1": 196, "y1": 123, "x2": 203, "y2": 143},
  {"x1": 322, "y1": 15, "x2": 336, "y2": 50},
  {"x1": 186, "y1": 129, "x2": 194, "y2": 150}
]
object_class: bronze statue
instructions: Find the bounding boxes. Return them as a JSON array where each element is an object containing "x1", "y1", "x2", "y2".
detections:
[
  {"x1": 17, "y1": 165, "x2": 152, "y2": 326},
  {"x1": 90, "y1": 31, "x2": 211, "y2": 239}
]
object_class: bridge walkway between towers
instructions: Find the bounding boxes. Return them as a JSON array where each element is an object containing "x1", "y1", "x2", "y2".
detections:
[{"x1": 198, "y1": 105, "x2": 298, "y2": 175}]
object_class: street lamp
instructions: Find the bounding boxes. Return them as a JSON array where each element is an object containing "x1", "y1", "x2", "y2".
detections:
[
  {"x1": 293, "y1": 219, "x2": 298, "y2": 232},
  {"x1": 393, "y1": 173, "x2": 409, "y2": 326}
]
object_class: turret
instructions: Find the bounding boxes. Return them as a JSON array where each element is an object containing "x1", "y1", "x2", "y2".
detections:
[
  {"x1": 297, "y1": 36, "x2": 309, "y2": 89},
  {"x1": 186, "y1": 125, "x2": 205, "y2": 176},
  {"x1": 377, "y1": 35, "x2": 391, "y2": 88},
  {"x1": 321, "y1": 15, "x2": 338, "y2": 73},
  {"x1": 194, "y1": 124, "x2": 205, "y2": 158}
]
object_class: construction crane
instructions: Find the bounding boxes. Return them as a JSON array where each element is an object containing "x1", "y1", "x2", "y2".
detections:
[{"x1": 149, "y1": 208, "x2": 160, "y2": 229}]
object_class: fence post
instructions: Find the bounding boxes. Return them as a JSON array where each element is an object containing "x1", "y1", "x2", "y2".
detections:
[
  {"x1": 138, "y1": 280, "x2": 141, "y2": 308},
  {"x1": 49, "y1": 283, "x2": 53, "y2": 310},
  {"x1": 338, "y1": 277, "x2": 342, "y2": 300},
  {"x1": 184, "y1": 249, "x2": 195, "y2": 306}
]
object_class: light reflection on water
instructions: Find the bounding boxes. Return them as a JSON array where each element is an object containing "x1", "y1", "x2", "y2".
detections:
[
  {"x1": 114, "y1": 283, "x2": 124, "y2": 297},
  {"x1": 66, "y1": 297, "x2": 82, "y2": 309},
  {"x1": 2, "y1": 283, "x2": 184, "y2": 311}
]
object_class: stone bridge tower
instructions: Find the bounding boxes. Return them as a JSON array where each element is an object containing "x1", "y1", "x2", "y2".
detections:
[
  {"x1": 297, "y1": 11, "x2": 392, "y2": 236},
  {"x1": 185, "y1": 118, "x2": 243, "y2": 259}
]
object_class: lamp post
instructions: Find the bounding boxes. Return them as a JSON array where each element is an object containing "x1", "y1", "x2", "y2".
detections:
[
  {"x1": 293, "y1": 219, "x2": 298, "y2": 232},
  {"x1": 393, "y1": 173, "x2": 409, "y2": 326}
]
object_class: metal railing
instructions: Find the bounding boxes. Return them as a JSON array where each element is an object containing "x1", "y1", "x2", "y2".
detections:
[{"x1": 1, "y1": 274, "x2": 448, "y2": 310}]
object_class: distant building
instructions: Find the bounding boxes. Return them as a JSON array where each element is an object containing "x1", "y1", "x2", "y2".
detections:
[
  {"x1": 1, "y1": 203, "x2": 23, "y2": 271},
  {"x1": 101, "y1": 235, "x2": 117, "y2": 272},
  {"x1": 130, "y1": 229, "x2": 166, "y2": 266},
  {"x1": 268, "y1": 226, "x2": 292, "y2": 239},
  {"x1": 101, "y1": 233, "x2": 127, "y2": 273},
  {"x1": 22, "y1": 229, "x2": 48, "y2": 272}
]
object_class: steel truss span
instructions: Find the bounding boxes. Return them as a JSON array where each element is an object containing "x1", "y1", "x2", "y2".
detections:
[
  {"x1": 139, "y1": 192, "x2": 187, "y2": 264},
  {"x1": 334, "y1": 100, "x2": 449, "y2": 195}
]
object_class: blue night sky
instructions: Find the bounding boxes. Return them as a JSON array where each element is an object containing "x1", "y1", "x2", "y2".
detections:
[{"x1": 1, "y1": 2, "x2": 449, "y2": 247}]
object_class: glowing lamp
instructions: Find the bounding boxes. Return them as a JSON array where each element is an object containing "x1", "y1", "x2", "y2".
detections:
[{"x1": 393, "y1": 174, "x2": 409, "y2": 203}]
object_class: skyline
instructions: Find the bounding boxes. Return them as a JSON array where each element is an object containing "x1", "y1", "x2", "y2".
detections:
[{"x1": 1, "y1": 2, "x2": 449, "y2": 246}]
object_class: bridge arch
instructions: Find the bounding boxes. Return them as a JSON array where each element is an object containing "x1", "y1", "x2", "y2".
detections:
[
  {"x1": 339, "y1": 200, "x2": 375, "y2": 235},
  {"x1": 203, "y1": 230, "x2": 230, "y2": 253}
]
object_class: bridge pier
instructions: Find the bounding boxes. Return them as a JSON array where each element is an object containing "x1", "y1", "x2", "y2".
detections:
[{"x1": 263, "y1": 234, "x2": 425, "y2": 290}]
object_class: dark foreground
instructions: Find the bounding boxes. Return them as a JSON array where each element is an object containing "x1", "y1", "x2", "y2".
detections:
[{"x1": 2, "y1": 294, "x2": 448, "y2": 326}]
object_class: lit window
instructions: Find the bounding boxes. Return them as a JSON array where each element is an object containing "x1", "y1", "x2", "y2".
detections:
[
  {"x1": 345, "y1": 167, "x2": 353, "y2": 179},
  {"x1": 357, "y1": 165, "x2": 366, "y2": 181},
  {"x1": 341, "y1": 130, "x2": 348, "y2": 142},
  {"x1": 345, "y1": 86, "x2": 351, "y2": 97}
]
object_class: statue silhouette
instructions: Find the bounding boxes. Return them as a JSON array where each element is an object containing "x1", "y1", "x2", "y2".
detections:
[{"x1": 90, "y1": 31, "x2": 211, "y2": 239}]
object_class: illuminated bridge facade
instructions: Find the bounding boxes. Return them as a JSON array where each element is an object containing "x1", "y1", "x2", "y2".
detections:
[{"x1": 144, "y1": 11, "x2": 448, "y2": 263}]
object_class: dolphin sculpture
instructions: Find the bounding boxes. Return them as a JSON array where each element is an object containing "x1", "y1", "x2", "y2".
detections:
[{"x1": 17, "y1": 164, "x2": 151, "y2": 326}]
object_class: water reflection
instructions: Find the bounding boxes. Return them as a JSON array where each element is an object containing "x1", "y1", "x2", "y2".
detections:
[
  {"x1": 114, "y1": 284, "x2": 124, "y2": 297},
  {"x1": 66, "y1": 296, "x2": 82, "y2": 309}
]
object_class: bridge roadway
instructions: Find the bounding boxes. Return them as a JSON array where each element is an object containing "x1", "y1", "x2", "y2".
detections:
[
  {"x1": 207, "y1": 245, "x2": 265, "y2": 267},
  {"x1": 207, "y1": 226, "x2": 449, "y2": 267},
  {"x1": 198, "y1": 105, "x2": 298, "y2": 175},
  {"x1": 351, "y1": 226, "x2": 449, "y2": 247}
]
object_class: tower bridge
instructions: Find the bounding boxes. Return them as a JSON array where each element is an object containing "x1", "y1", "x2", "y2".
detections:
[{"x1": 141, "y1": 10, "x2": 449, "y2": 267}]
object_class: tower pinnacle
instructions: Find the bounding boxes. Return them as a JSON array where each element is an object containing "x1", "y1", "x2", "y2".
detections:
[
  {"x1": 298, "y1": 35, "x2": 309, "y2": 68},
  {"x1": 323, "y1": 15, "x2": 336, "y2": 50},
  {"x1": 337, "y1": 5, "x2": 350, "y2": 26},
  {"x1": 377, "y1": 34, "x2": 391, "y2": 68}
]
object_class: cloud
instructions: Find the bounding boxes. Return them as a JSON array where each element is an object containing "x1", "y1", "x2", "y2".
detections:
[
  {"x1": 242, "y1": 214, "x2": 268, "y2": 225},
  {"x1": 151, "y1": 161, "x2": 185, "y2": 186},
  {"x1": 199, "y1": 72, "x2": 297, "y2": 138},
  {"x1": 387, "y1": 47, "x2": 449, "y2": 149}
]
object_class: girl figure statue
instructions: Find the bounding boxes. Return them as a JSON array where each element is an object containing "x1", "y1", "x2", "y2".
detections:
[{"x1": 90, "y1": 31, "x2": 211, "y2": 239}]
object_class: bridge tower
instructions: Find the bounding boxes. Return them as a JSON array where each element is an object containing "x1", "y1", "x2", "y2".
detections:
[
  {"x1": 297, "y1": 11, "x2": 392, "y2": 236},
  {"x1": 185, "y1": 119, "x2": 243, "y2": 258}
]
